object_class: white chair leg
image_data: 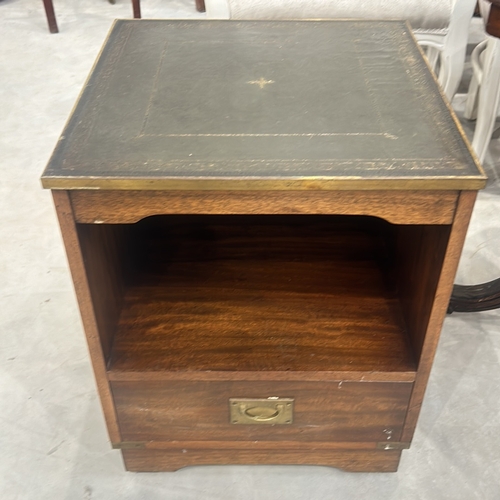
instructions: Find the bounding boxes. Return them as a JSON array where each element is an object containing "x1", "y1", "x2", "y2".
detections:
[
  {"x1": 205, "y1": 0, "x2": 230, "y2": 18},
  {"x1": 438, "y1": 51, "x2": 466, "y2": 100},
  {"x1": 438, "y1": 0, "x2": 477, "y2": 100},
  {"x1": 465, "y1": 75, "x2": 480, "y2": 120},
  {"x1": 425, "y1": 46, "x2": 441, "y2": 72},
  {"x1": 472, "y1": 37, "x2": 500, "y2": 162},
  {"x1": 416, "y1": 0, "x2": 476, "y2": 101},
  {"x1": 465, "y1": 39, "x2": 488, "y2": 120}
]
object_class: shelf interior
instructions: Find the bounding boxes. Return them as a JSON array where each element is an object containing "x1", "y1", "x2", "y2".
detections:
[{"x1": 104, "y1": 215, "x2": 416, "y2": 375}]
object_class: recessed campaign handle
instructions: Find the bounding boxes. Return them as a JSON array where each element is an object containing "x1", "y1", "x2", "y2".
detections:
[{"x1": 229, "y1": 398, "x2": 294, "y2": 425}]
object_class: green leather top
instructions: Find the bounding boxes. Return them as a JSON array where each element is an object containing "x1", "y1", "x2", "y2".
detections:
[{"x1": 41, "y1": 20, "x2": 486, "y2": 191}]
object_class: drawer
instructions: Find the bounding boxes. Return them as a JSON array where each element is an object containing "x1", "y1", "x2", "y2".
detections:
[{"x1": 111, "y1": 380, "x2": 412, "y2": 443}]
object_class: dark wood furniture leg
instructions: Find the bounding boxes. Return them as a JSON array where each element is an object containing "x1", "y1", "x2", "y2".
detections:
[
  {"x1": 42, "y1": 0, "x2": 58, "y2": 34},
  {"x1": 448, "y1": 1, "x2": 500, "y2": 315},
  {"x1": 486, "y1": 0, "x2": 500, "y2": 38},
  {"x1": 132, "y1": 0, "x2": 141, "y2": 19},
  {"x1": 130, "y1": 0, "x2": 204, "y2": 17}
]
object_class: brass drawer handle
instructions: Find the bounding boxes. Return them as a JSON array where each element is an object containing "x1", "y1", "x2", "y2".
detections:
[
  {"x1": 230, "y1": 397, "x2": 294, "y2": 425},
  {"x1": 245, "y1": 405, "x2": 282, "y2": 421}
]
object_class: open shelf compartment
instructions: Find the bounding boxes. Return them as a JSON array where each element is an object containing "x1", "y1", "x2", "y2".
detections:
[{"x1": 75, "y1": 214, "x2": 438, "y2": 380}]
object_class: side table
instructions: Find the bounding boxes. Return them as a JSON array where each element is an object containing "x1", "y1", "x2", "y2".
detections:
[{"x1": 42, "y1": 20, "x2": 486, "y2": 472}]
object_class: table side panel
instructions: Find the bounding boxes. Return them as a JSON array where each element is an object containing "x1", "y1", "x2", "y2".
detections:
[
  {"x1": 76, "y1": 224, "x2": 130, "y2": 359},
  {"x1": 52, "y1": 191, "x2": 121, "y2": 442},
  {"x1": 396, "y1": 225, "x2": 452, "y2": 360},
  {"x1": 401, "y1": 190, "x2": 477, "y2": 442}
]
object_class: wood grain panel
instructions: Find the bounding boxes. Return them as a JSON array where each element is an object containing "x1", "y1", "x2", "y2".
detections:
[
  {"x1": 76, "y1": 224, "x2": 129, "y2": 359},
  {"x1": 401, "y1": 191, "x2": 477, "y2": 442},
  {"x1": 396, "y1": 225, "x2": 451, "y2": 361},
  {"x1": 70, "y1": 190, "x2": 458, "y2": 225},
  {"x1": 121, "y1": 447, "x2": 403, "y2": 472},
  {"x1": 52, "y1": 191, "x2": 121, "y2": 442},
  {"x1": 108, "y1": 216, "x2": 415, "y2": 374},
  {"x1": 108, "y1": 371, "x2": 416, "y2": 382},
  {"x1": 111, "y1": 380, "x2": 412, "y2": 443}
]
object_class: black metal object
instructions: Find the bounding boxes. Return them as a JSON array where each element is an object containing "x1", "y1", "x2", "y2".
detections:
[{"x1": 448, "y1": 278, "x2": 500, "y2": 313}]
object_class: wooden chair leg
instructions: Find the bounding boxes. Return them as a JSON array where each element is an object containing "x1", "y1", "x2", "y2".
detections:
[
  {"x1": 42, "y1": 0, "x2": 59, "y2": 33},
  {"x1": 196, "y1": 0, "x2": 206, "y2": 12},
  {"x1": 132, "y1": 0, "x2": 141, "y2": 19}
]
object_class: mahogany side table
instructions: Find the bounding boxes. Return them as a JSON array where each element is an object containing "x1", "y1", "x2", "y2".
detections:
[{"x1": 41, "y1": 20, "x2": 486, "y2": 472}]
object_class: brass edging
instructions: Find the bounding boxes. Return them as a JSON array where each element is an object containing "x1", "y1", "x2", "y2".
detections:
[{"x1": 42, "y1": 176, "x2": 487, "y2": 191}]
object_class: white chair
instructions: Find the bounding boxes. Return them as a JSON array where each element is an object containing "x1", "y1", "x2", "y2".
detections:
[
  {"x1": 415, "y1": 0, "x2": 478, "y2": 101},
  {"x1": 464, "y1": 0, "x2": 500, "y2": 162},
  {"x1": 205, "y1": 0, "x2": 477, "y2": 101}
]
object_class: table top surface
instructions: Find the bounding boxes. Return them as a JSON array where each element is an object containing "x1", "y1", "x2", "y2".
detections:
[{"x1": 41, "y1": 20, "x2": 486, "y2": 191}]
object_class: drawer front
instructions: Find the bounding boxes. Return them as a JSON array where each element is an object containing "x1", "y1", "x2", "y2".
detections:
[{"x1": 112, "y1": 380, "x2": 412, "y2": 443}]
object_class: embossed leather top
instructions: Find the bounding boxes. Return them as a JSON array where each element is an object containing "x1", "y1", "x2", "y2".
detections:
[{"x1": 41, "y1": 20, "x2": 486, "y2": 191}]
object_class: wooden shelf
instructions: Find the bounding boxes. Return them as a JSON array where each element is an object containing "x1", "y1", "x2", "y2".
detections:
[{"x1": 107, "y1": 216, "x2": 416, "y2": 378}]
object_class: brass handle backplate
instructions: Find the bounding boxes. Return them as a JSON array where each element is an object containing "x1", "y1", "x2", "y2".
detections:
[{"x1": 229, "y1": 397, "x2": 294, "y2": 425}]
